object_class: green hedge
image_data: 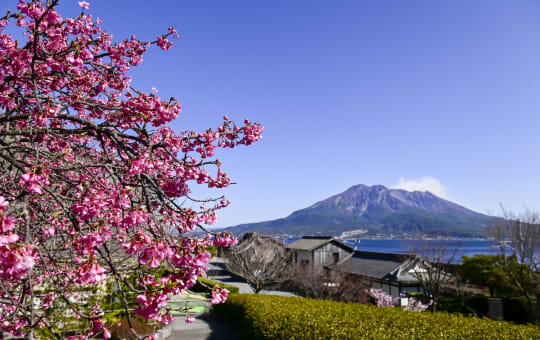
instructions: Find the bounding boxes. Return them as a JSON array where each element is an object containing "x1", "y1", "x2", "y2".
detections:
[
  {"x1": 206, "y1": 245, "x2": 218, "y2": 257},
  {"x1": 191, "y1": 276, "x2": 240, "y2": 294},
  {"x1": 410, "y1": 293, "x2": 532, "y2": 324},
  {"x1": 212, "y1": 294, "x2": 540, "y2": 340}
]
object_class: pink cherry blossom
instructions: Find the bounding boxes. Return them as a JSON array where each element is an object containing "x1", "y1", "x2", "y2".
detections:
[
  {"x1": 103, "y1": 327, "x2": 111, "y2": 339},
  {"x1": 76, "y1": 261, "x2": 107, "y2": 284},
  {"x1": 18, "y1": 172, "x2": 50, "y2": 194},
  {"x1": 156, "y1": 36, "x2": 173, "y2": 50},
  {"x1": 168, "y1": 27, "x2": 180, "y2": 39},
  {"x1": 366, "y1": 288, "x2": 432, "y2": 312},
  {"x1": 213, "y1": 232, "x2": 238, "y2": 247},
  {"x1": 211, "y1": 286, "x2": 229, "y2": 304},
  {"x1": 0, "y1": 0, "x2": 262, "y2": 337},
  {"x1": 0, "y1": 215, "x2": 15, "y2": 233},
  {"x1": 366, "y1": 288, "x2": 396, "y2": 308},
  {"x1": 0, "y1": 196, "x2": 8, "y2": 211}
]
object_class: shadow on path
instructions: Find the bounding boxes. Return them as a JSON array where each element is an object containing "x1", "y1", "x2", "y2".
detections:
[{"x1": 170, "y1": 314, "x2": 242, "y2": 340}]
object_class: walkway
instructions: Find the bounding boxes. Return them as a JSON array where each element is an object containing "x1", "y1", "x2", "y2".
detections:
[
  {"x1": 206, "y1": 257, "x2": 297, "y2": 296},
  {"x1": 169, "y1": 314, "x2": 241, "y2": 340},
  {"x1": 162, "y1": 257, "x2": 297, "y2": 339}
]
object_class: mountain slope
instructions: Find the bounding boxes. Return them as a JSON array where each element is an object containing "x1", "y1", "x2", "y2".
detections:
[{"x1": 227, "y1": 184, "x2": 490, "y2": 237}]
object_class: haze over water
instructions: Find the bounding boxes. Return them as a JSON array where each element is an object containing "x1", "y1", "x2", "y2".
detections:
[{"x1": 346, "y1": 239, "x2": 499, "y2": 259}]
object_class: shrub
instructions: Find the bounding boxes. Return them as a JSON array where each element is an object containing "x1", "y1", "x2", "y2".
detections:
[
  {"x1": 212, "y1": 294, "x2": 540, "y2": 339},
  {"x1": 428, "y1": 295, "x2": 531, "y2": 324},
  {"x1": 435, "y1": 296, "x2": 469, "y2": 315},
  {"x1": 191, "y1": 277, "x2": 240, "y2": 294},
  {"x1": 433, "y1": 295, "x2": 489, "y2": 316},
  {"x1": 503, "y1": 297, "x2": 533, "y2": 324},
  {"x1": 206, "y1": 245, "x2": 219, "y2": 257}
]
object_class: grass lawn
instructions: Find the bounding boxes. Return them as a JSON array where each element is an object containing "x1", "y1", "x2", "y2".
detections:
[{"x1": 168, "y1": 290, "x2": 208, "y2": 315}]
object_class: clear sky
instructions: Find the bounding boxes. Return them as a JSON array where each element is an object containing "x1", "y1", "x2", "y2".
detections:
[{"x1": 4, "y1": 0, "x2": 540, "y2": 228}]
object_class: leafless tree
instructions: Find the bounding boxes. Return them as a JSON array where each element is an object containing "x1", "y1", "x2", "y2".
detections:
[
  {"x1": 489, "y1": 207, "x2": 540, "y2": 320},
  {"x1": 287, "y1": 265, "x2": 369, "y2": 303},
  {"x1": 405, "y1": 235, "x2": 457, "y2": 312},
  {"x1": 225, "y1": 233, "x2": 289, "y2": 293}
]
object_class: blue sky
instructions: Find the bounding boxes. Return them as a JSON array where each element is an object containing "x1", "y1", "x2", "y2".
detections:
[{"x1": 4, "y1": 0, "x2": 540, "y2": 228}]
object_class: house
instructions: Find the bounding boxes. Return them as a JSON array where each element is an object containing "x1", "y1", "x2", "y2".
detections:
[
  {"x1": 286, "y1": 236, "x2": 354, "y2": 268},
  {"x1": 336, "y1": 250, "x2": 427, "y2": 298},
  {"x1": 286, "y1": 235, "x2": 439, "y2": 298},
  {"x1": 286, "y1": 235, "x2": 455, "y2": 299}
]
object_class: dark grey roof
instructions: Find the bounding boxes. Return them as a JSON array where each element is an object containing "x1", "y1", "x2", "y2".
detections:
[
  {"x1": 337, "y1": 250, "x2": 419, "y2": 282},
  {"x1": 286, "y1": 237, "x2": 331, "y2": 251},
  {"x1": 286, "y1": 236, "x2": 353, "y2": 252}
]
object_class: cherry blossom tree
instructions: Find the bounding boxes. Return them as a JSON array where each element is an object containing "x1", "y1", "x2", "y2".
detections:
[
  {"x1": 366, "y1": 288, "x2": 396, "y2": 308},
  {"x1": 366, "y1": 288, "x2": 431, "y2": 312},
  {"x1": 0, "y1": 0, "x2": 262, "y2": 338}
]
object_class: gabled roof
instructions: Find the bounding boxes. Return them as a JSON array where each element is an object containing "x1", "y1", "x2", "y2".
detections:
[
  {"x1": 286, "y1": 236, "x2": 332, "y2": 251},
  {"x1": 337, "y1": 250, "x2": 420, "y2": 282},
  {"x1": 286, "y1": 236, "x2": 354, "y2": 252}
]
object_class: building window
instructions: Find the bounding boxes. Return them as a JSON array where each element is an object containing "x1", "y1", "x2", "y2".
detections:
[{"x1": 332, "y1": 252, "x2": 339, "y2": 263}]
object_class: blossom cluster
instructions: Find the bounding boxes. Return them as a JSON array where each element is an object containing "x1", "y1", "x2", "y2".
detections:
[
  {"x1": 366, "y1": 288, "x2": 432, "y2": 312},
  {"x1": 0, "y1": 0, "x2": 262, "y2": 338},
  {"x1": 403, "y1": 296, "x2": 432, "y2": 312},
  {"x1": 366, "y1": 288, "x2": 397, "y2": 308}
]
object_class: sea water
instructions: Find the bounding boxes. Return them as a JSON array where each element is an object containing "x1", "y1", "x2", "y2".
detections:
[{"x1": 285, "y1": 238, "x2": 505, "y2": 263}]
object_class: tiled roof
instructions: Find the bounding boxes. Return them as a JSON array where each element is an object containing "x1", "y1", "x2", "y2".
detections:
[
  {"x1": 285, "y1": 237, "x2": 333, "y2": 251},
  {"x1": 285, "y1": 236, "x2": 354, "y2": 252},
  {"x1": 337, "y1": 250, "x2": 418, "y2": 282}
]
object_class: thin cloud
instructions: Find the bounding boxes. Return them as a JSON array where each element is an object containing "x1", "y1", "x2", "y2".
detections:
[{"x1": 392, "y1": 176, "x2": 448, "y2": 199}]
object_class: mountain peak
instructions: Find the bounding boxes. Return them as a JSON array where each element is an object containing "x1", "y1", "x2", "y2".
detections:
[
  {"x1": 347, "y1": 184, "x2": 385, "y2": 191},
  {"x1": 227, "y1": 183, "x2": 489, "y2": 237}
]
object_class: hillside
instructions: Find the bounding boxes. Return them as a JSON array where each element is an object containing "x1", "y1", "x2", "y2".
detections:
[{"x1": 226, "y1": 184, "x2": 490, "y2": 237}]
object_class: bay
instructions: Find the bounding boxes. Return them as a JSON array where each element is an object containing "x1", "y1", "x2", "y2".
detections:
[{"x1": 285, "y1": 238, "x2": 504, "y2": 263}]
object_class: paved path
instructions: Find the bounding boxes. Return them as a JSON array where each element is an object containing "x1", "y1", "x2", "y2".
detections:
[
  {"x1": 169, "y1": 314, "x2": 241, "y2": 340},
  {"x1": 163, "y1": 257, "x2": 297, "y2": 339},
  {"x1": 206, "y1": 257, "x2": 298, "y2": 296}
]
